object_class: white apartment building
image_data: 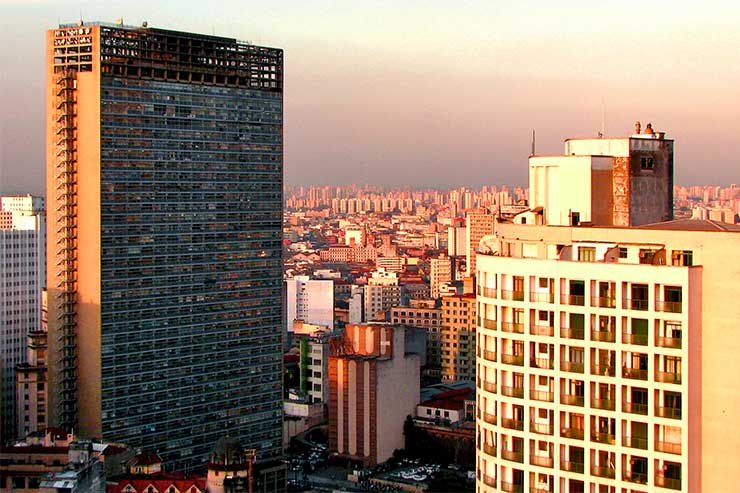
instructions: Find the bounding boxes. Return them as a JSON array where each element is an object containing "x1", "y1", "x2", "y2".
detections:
[
  {"x1": 364, "y1": 269, "x2": 401, "y2": 322},
  {"x1": 430, "y1": 255, "x2": 453, "y2": 299},
  {"x1": 285, "y1": 275, "x2": 334, "y2": 334},
  {"x1": 0, "y1": 195, "x2": 45, "y2": 441}
]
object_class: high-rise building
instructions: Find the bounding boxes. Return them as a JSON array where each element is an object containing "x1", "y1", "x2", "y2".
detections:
[
  {"x1": 465, "y1": 211, "x2": 494, "y2": 277},
  {"x1": 16, "y1": 289, "x2": 49, "y2": 439},
  {"x1": 364, "y1": 269, "x2": 401, "y2": 322},
  {"x1": 0, "y1": 195, "x2": 45, "y2": 441},
  {"x1": 475, "y1": 128, "x2": 740, "y2": 493},
  {"x1": 429, "y1": 254, "x2": 452, "y2": 299},
  {"x1": 285, "y1": 276, "x2": 334, "y2": 336},
  {"x1": 440, "y1": 293, "x2": 476, "y2": 382},
  {"x1": 46, "y1": 23, "x2": 283, "y2": 472}
]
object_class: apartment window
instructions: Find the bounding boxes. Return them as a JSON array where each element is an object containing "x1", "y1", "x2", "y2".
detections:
[
  {"x1": 578, "y1": 247, "x2": 596, "y2": 262},
  {"x1": 539, "y1": 278, "x2": 549, "y2": 289},
  {"x1": 640, "y1": 156, "x2": 655, "y2": 170},
  {"x1": 618, "y1": 247, "x2": 628, "y2": 259},
  {"x1": 671, "y1": 250, "x2": 693, "y2": 266},
  {"x1": 639, "y1": 249, "x2": 657, "y2": 264}
]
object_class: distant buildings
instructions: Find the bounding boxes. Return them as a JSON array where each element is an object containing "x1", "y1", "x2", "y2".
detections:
[{"x1": 0, "y1": 195, "x2": 45, "y2": 441}]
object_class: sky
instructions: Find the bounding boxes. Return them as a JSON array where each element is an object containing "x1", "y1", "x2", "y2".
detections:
[{"x1": 1, "y1": 0, "x2": 740, "y2": 195}]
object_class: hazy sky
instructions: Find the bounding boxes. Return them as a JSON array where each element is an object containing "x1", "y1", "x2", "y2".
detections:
[{"x1": 1, "y1": 0, "x2": 740, "y2": 195}]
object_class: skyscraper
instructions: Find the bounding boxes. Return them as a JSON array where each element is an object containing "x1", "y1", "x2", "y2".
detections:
[
  {"x1": 0, "y1": 195, "x2": 45, "y2": 441},
  {"x1": 46, "y1": 22, "x2": 283, "y2": 471}
]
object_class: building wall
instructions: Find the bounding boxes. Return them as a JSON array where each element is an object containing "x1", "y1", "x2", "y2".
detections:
[
  {"x1": 440, "y1": 295, "x2": 476, "y2": 382},
  {"x1": 285, "y1": 276, "x2": 334, "y2": 334}
]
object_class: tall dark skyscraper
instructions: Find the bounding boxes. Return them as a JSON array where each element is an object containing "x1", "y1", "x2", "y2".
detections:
[{"x1": 46, "y1": 22, "x2": 283, "y2": 471}]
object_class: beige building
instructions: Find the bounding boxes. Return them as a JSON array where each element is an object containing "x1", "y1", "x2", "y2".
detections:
[
  {"x1": 430, "y1": 254, "x2": 453, "y2": 299},
  {"x1": 391, "y1": 300, "x2": 443, "y2": 379},
  {"x1": 364, "y1": 269, "x2": 401, "y2": 322},
  {"x1": 466, "y1": 211, "x2": 495, "y2": 277},
  {"x1": 441, "y1": 294, "x2": 477, "y2": 382}
]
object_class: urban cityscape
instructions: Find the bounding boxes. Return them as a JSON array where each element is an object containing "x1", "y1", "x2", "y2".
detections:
[{"x1": 1, "y1": 3, "x2": 740, "y2": 493}]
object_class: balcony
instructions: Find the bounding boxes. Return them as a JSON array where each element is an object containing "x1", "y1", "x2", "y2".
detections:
[
  {"x1": 501, "y1": 289, "x2": 525, "y2": 302},
  {"x1": 623, "y1": 471, "x2": 648, "y2": 485},
  {"x1": 530, "y1": 389, "x2": 554, "y2": 402},
  {"x1": 502, "y1": 449, "x2": 524, "y2": 463},
  {"x1": 591, "y1": 465, "x2": 616, "y2": 479},
  {"x1": 560, "y1": 327, "x2": 584, "y2": 340},
  {"x1": 483, "y1": 443, "x2": 497, "y2": 457},
  {"x1": 480, "y1": 286, "x2": 497, "y2": 298},
  {"x1": 529, "y1": 454, "x2": 554, "y2": 468},
  {"x1": 483, "y1": 381, "x2": 497, "y2": 394},
  {"x1": 623, "y1": 367, "x2": 648, "y2": 381},
  {"x1": 530, "y1": 421, "x2": 554, "y2": 435},
  {"x1": 482, "y1": 473, "x2": 496, "y2": 487},
  {"x1": 591, "y1": 296, "x2": 616, "y2": 308},
  {"x1": 501, "y1": 354, "x2": 524, "y2": 366},
  {"x1": 623, "y1": 401, "x2": 648, "y2": 416},
  {"x1": 561, "y1": 294, "x2": 585, "y2": 306},
  {"x1": 531, "y1": 357, "x2": 554, "y2": 370},
  {"x1": 501, "y1": 418, "x2": 524, "y2": 431},
  {"x1": 561, "y1": 361, "x2": 584, "y2": 373},
  {"x1": 591, "y1": 431, "x2": 616, "y2": 445},
  {"x1": 530, "y1": 324, "x2": 554, "y2": 337},
  {"x1": 502, "y1": 385, "x2": 524, "y2": 398},
  {"x1": 591, "y1": 329, "x2": 616, "y2": 343},
  {"x1": 623, "y1": 436, "x2": 649, "y2": 450},
  {"x1": 529, "y1": 487, "x2": 553, "y2": 493},
  {"x1": 656, "y1": 336, "x2": 682, "y2": 349},
  {"x1": 483, "y1": 350, "x2": 497, "y2": 363},
  {"x1": 530, "y1": 291, "x2": 554, "y2": 303},
  {"x1": 655, "y1": 476, "x2": 681, "y2": 490},
  {"x1": 655, "y1": 371, "x2": 682, "y2": 385},
  {"x1": 623, "y1": 332, "x2": 648, "y2": 346},
  {"x1": 591, "y1": 397, "x2": 616, "y2": 411},
  {"x1": 561, "y1": 394, "x2": 584, "y2": 407},
  {"x1": 623, "y1": 298, "x2": 649, "y2": 311},
  {"x1": 560, "y1": 460, "x2": 584, "y2": 474},
  {"x1": 655, "y1": 440, "x2": 682, "y2": 455},
  {"x1": 501, "y1": 322, "x2": 525, "y2": 334},
  {"x1": 656, "y1": 300, "x2": 682, "y2": 313},
  {"x1": 590, "y1": 364, "x2": 615, "y2": 377},
  {"x1": 560, "y1": 426, "x2": 584, "y2": 440},
  {"x1": 482, "y1": 318, "x2": 497, "y2": 330},
  {"x1": 656, "y1": 406, "x2": 682, "y2": 420},
  {"x1": 483, "y1": 412, "x2": 497, "y2": 426},
  {"x1": 501, "y1": 482, "x2": 524, "y2": 493}
]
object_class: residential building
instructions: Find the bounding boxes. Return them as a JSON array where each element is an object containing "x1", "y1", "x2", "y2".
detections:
[
  {"x1": 430, "y1": 254, "x2": 452, "y2": 299},
  {"x1": 328, "y1": 324, "x2": 421, "y2": 467},
  {"x1": 364, "y1": 270, "x2": 401, "y2": 322},
  {"x1": 285, "y1": 275, "x2": 334, "y2": 336},
  {"x1": 466, "y1": 211, "x2": 494, "y2": 277},
  {"x1": 0, "y1": 195, "x2": 45, "y2": 441},
  {"x1": 45, "y1": 23, "x2": 283, "y2": 471},
  {"x1": 441, "y1": 294, "x2": 476, "y2": 382},
  {"x1": 16, "y1": 290, "x2": 49, "y2": 439},
  {"x1": 391, "y1": 300, "x2": 443, "y2": 378}
]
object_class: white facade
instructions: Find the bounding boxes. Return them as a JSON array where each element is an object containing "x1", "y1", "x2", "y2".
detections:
[
  {"x1": 285, "y1": 275, "x2": 334, "y2": 334},
  {"x1": 364, "y1": 270, "x2": 401, "y2": 322},
  {"x1": 430, "y1": 255, "x2": 452, "y2": 299},
  {"x1": 0, "y1": 195, "x2": 45, "y2": 441}
]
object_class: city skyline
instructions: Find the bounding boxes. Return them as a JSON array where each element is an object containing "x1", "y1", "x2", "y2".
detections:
[{"x1": 3, "y1": 1, "x2": 740, "y2": 195}]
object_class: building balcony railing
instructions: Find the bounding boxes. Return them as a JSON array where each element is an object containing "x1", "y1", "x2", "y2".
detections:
[
  {"x1": 483, "y1": 350, "x2": 497, "y2": 363},
  {"x1": 623, "y1": 471, "x2": 648, "y2": 485},
  {"x1": 591, "y1": 329, "x2": 616, "y2": 343},
  {"x1": 655, "y1": 371, "x2": 682, "y2": 385},
  {"x1": 591, "y1": 296, "x2": 616, "y2": 308},
  {"x1": 656, "y1": 406, "x2": 682, "y2": 420},
  {"x1": 483, "y1": 412, "x2": 497, "y2": 426},
  {"x1": 482, "y1": 473, "x2": 497, "y2": 488},
  {"x1": 591, "y1": 465, "x2": 616, "y2": 479},
  {"x1": 560, "y1": 361, "x2": 584, "y2": 373},
  {"x1": 483, "y1": 443, "x2": 497, "y2": 458},
  {"x1": 501, "y1": 322, "x2": 525, "y2": 334},
  {"x1": 561, "y1": 394, "x2": 584, "y2": 407},
  {"x1": 501, "y1": 290, "x2": 525, "y2": 302},
  {"x1": 529, "y1": 454, "x2": 553, "y2": 468},
  {"x1": 502, "y1": 385, "x2": 524, "y2": 398},
  {"x1": 623, "y1": 298, "x2": 649, "y2": 311},
  {"x1": 656, "y1": 300, "x2": 682, "y2": 313},
  {"x1": 530, "y1": 389, "x2": 554, "y2": 402},
  {"x1": 623, "y1": 436, "x2": 649, "y2": 450},
  {"x1": 623, "y1": 367, "x2": 648, "y2": 381},
  {"x1": 590, "y1": 364, "x2": 615, "y2": 377},
  {"x1": 655, "y1": 476, "x2": 681, "y2": 490},
  {"x1": 655, "y1": 440, "x2": 682, "y2": 455},
  {"x1": 656, "y1": 336, "x2": 682, "y2": 349},
  {"x1": 560, "y1": 426, "x2": 584, "y2": 440},
  {"x1": 530, "y1": 421, "x2": 554, "y2": 435},
  {"x1": 560, "y1": 460, "x2": 584, "y2": 474},
  {"x1": 560, "y1": 327, "x2": 584, "y2": 340},
  {"x1": 502, "y1": 449, "x2": 524, "y2": 463},
  {"x1": 483, "y1": 381, "x2": 497, "y2": 394},
  {"x1": 529, "y1": 487, "x2": 553, "y2": 493},
  {"x1": 531, "y1": 357, "x2": 554, "y2": 370},
  {"x1": 591, "y1": 431, "x2": 616, "y2": 445},
  {"x1": 501, "y1": 418, "x2": 524, "y2": 431},
  {"x1": 623, "y1": 401, "x2": 648, "y2": 416},
  {"x1": 501, "y1": 482, "x2": 524, "y2": 493},
  {"x1": 480, "y1": 318, "x2": 497, "y2": 330},
  {"x1": 560, "y1": 294, "x2": 585, "y2": 306},
  {"x1": 480, "y1": 287, "x2": 497, "y2": 298},
  {"x1": 529, "y1": 291, "x2": 554, "y2": 303},
  {"x1": 530, "y1": 324, "x2": 554, "y2": 337},
  {"x1": 591, "y1": 397, "x2": 616, "y2": 411},
  {"x1": 501, "y1": 354, "x2": 524, "y2": 366},
  {"x1": 623, "y1": 332, "x2": 648, "y2": 346}
]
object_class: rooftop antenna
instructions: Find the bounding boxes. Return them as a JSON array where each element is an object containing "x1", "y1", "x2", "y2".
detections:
[
  {"x1": 531, "y1": 129, "x2": 536, "y2": 156},
  {"x1": 600, "y1": 98, "x2": 606, "y2": 138}
]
